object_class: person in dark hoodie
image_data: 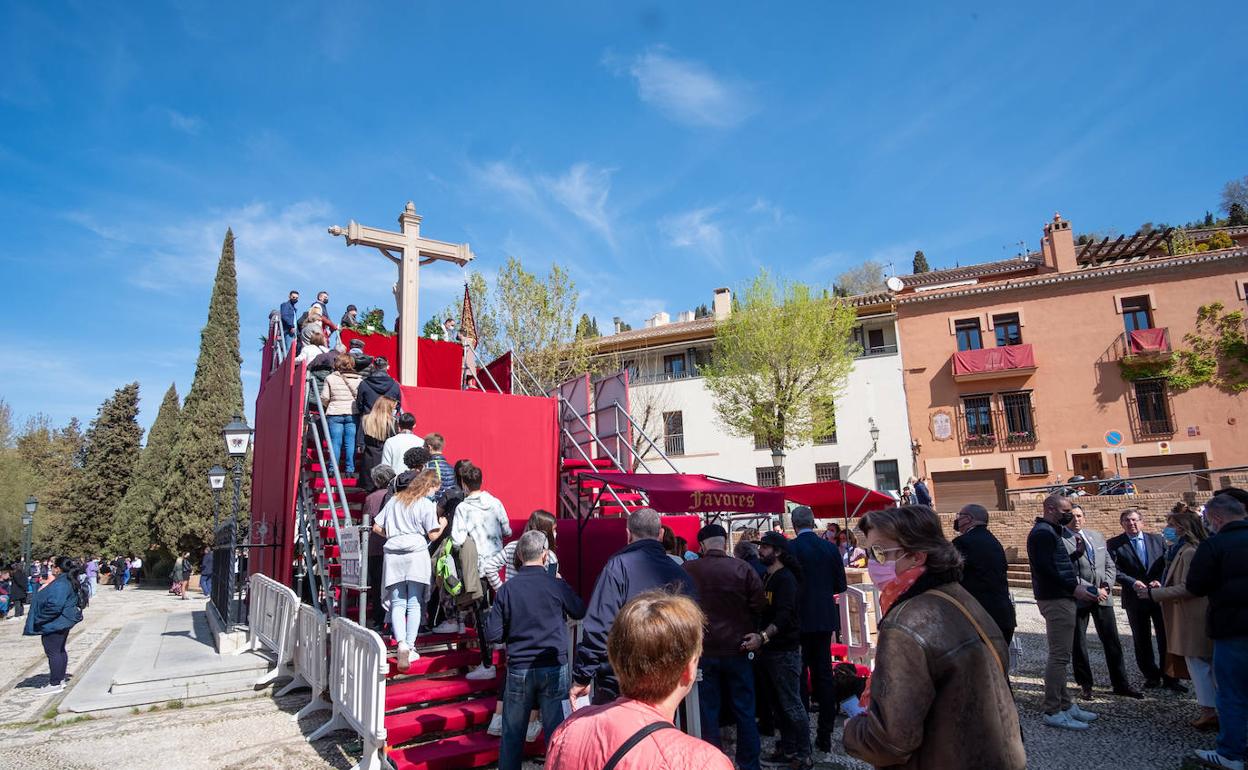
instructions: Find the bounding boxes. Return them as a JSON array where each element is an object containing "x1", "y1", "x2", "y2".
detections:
[
  {"x1": 569, "y1": 507, "x2": 696, "y2": 706},
  {"x1": 7, "y1": 563, "x2": 29, "y2": 617},
  {"x1": 356, "y1": 356, "x2": 402, "y2": 415},
  {"x1": 24, "y1": 556, "x2": 84, "y2": 693}
]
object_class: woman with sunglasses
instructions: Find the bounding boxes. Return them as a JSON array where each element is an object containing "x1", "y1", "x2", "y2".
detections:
[{"x1": 843, "y1": 505, "x2": 1025, "y2": 770}]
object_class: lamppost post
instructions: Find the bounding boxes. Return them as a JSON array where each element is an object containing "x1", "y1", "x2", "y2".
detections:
[
  {"x1": 220, "y1": 416, "x2": 253, "y2": 629},
  {"x1": 22, "y1": 495, "x2": 37, "y2": 568},
  {"x1": 770, "y1": 445, "x2": 787, "y2": 531},
  {"x1": 208, "y1": 465, "x2": 226, "y2": 531}
]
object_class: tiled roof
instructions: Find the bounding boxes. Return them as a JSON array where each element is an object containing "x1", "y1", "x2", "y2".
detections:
[
  {"x1": 900, "y1": 254, "x2": 1044, "y2": 287},
  {"x1": 592, "y1": 291, "x2": 893, "y2": 350},
  {"x1": 896, "y1": 247, "x2": 1248, "y2": 305}
]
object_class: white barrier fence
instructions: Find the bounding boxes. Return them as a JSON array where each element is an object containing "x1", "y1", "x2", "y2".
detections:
[
  {"x1": 246, "y1": 574, "x2": 300, "y2": 685},
  {"x1": 839, "y1": 583, "x2": 881, "y2": 668},
  {"x1": 309, "y1": 616, "x2": 389, "y2": 770},
  {"x1": 275, "y1": 603, "x2": 331, "y2": 721}
]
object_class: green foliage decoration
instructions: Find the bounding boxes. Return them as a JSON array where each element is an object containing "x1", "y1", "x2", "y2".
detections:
[{"x1": 1118, "y1": 302, "x2": 1248, "y2": 393}]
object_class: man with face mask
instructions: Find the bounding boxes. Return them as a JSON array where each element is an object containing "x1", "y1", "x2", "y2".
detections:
[
  {"x1": 1027, "y1": 494, "x2": 1102, "y2": 730},
  {"x1": 279, "y1": 290, "x2": 299, "y2": 348},
  {"x1": 952, "y1": 504, "x2": 1016, "y2": 644}
]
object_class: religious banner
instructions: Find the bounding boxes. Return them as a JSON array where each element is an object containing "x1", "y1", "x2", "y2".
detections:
[{"x1": 460, "y1": 283, "x2": 478, "y2": 347}]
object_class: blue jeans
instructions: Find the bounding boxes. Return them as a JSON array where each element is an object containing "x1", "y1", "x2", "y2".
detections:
[
  {"x1": 760, "y1": 649, "x2": 811, "y2": 759},
  {"x1": 1214, "y1": 637, "x2": 1248, "y2": 761},
  {"x1": 499, "y1": 664, "x2": 568, "y2": 770},
  {"x1": 202, "y1": 575, "x2": 213, "y2": 597},
  {"x1": 700, "y1": 655, "x2": 761, "y2": 770},
  {"x1": 326, "y1": 414, "x2": 356, "y2": 473},
  {"x1": 389, "y1": 581, "x2": 426, "y2": 648}
]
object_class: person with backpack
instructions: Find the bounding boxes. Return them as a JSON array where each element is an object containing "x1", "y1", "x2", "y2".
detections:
[{"x1": 24, "y1": 557, "x2": 86, "y2": 693}]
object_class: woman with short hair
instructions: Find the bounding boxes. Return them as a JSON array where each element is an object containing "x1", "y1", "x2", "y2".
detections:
[
  {"x1": 547, "y1": 590, "x2": 732, "y2": 770},
  {"x1": 843, "y1": 505, "x2": 1025, "y2": 770},
  {"x1": 1140, "y1": 507, "x2": 1216, "y2": 730}
]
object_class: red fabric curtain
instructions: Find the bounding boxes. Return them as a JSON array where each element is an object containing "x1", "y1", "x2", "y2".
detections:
[
  {"x1": 1128, "y1": 328, "x2": 1168, "y2": 354},
  {"x1": 952, "y1": 344, "x2": 1035, "y2": 375},
  {"x1": 480, "y1": 352, "x2": 512, "y2": 394}
]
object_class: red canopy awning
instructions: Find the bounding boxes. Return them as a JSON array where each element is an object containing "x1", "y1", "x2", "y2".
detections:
[
  {"x1": 777, "y1": 480, "x2": 896, "y2": 519},
  {"x1": 580, "y1": 472, "x2": 786, "y2": 514}
]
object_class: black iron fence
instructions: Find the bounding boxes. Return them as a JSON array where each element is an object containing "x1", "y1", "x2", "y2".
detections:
[{"x1": 210, "y1": 521, "x2": 248, "y2": 631}]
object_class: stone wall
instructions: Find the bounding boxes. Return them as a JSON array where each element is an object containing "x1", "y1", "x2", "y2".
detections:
[{"x1": 932, "y1": 492, "x2": 1213, "y2": 563}]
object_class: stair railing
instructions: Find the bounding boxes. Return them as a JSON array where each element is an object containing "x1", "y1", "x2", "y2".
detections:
[{"x1": 610, "y1": 401, "x2": 681, "y2": 474}]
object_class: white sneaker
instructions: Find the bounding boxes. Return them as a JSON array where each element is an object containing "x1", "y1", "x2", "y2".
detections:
[
  {"x1": 38, "y1": 683, "x2": 64, "y2": 694},
  {"x1": 525, "y1": 718, "x2": 542, "y2": 743},
  {"x1": 1043, "y1": 711, "x2": 1090, "y2": 730},
  {"x1": 486, "y1": 712, "x2": 503, "y2": 737},
  {"x1": 465, "y1": 664, "x2": 496, "y2": 681},
  {"x1": 1067, "y1": 703, "x2": 1098, "y2": 722},
  {"x1": 397, "y1": 644, "x2": 410, "y2": 672},
  {"x1": 431, "y1": 618, "x2": 462, "y2": 635},
  {"x1": 1195, "y1": 749, "x2": 1244, "y2": 770}
]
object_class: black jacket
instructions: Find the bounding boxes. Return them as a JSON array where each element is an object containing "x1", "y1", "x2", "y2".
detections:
[
  {"x1": 356, "y1": 371, "x2": 401, "y2": 415},
  {"x1": 1106, "y1": 530, "x2": 1166, "y2": 610},
  {"x1": 953, "y1": 525, "x2": 1016, "y2": 636},
  {"x1": 1186, "y1": 519, "x2": 1248, "y2": 639},
  {"x1": 571, "y1": 539, "x2": 696, "y2": 688},
  {"x1": 7, "y1": 573, "x2": 27, "y2": 601},
  {"x1": 1026, "y1": 518, "x2": 1077, "y2": 600},
  {"x1": 485, "y1": 565, "x2": 586, "y2": 668},
  {"x1": 760, "y1": 566, "x2": 802, "y2": 651},
  {"x1": 789, "y1": 531, "x2": 847, "y2": 634}
]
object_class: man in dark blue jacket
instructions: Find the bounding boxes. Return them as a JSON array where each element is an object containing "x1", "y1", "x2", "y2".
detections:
[
  {"x1": 279, "y1": 290, "x2": 299, "y2": 348},
  {"x1": 1187, "y1": 492, "x2": 1248, "y2": 770},
  {"x1": 569, "y1": 508, "x2": 695, "y2": 705},
  {"x1": 788, "y1": 505, "x2": 846, "y2": 752},
  {"x1": 1027, "y1": 494, "x2": 1101, "y2": 731},
  {"x1": 485, "y1": 531, "x2": 585, "y2": 770}
]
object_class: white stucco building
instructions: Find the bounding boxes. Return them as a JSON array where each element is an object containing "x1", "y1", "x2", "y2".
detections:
[{"x1": 593, "y1": 288, "x2": 916, "y2": 496}]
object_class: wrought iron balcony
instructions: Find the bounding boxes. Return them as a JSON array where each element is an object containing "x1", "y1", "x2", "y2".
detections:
[
  {"x1": 951, "y1": 344, "x2": 1037, "y2": 382},
  {"x1": 664, "y1": 434, "x2": 685, "y2": 456},
  {"x1": 1113, "y1": 328, "x2": 1172, "y2": 362}
]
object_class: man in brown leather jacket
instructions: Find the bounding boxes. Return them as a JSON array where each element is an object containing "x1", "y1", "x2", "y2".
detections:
[{"x1": 683, "y1": 524, "x2": 767, "y2": 770}]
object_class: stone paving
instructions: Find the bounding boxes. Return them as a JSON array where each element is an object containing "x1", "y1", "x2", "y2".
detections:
[{"x1": 0, "y1": 582, "x2": 1217, "y2": 769}]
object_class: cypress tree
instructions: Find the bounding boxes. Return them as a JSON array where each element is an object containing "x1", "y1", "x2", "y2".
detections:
[
  {"x1": 912, "y1": 250, "x2": 930, "y2": 274},
  {"x1": 110, "y1": 383, "x2": 180, "y2": 556},
  {"x1": 65, "y1": 383, "x2": 143, "y2": 555},
  {"x1": 156, "y1": 230, "x2": 246, "y2": 554}
]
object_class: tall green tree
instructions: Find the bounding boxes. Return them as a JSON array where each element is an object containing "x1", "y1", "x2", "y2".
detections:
[
  {"x1": 64, "y1": 383, "x2": 143, "y2": 555},
  {"x1": 15, "y1": 416, "x2": 85, "y2": 556},
  {"x1": 912, "y1": 250, "x2": 930, "y2": 274},
  {"x1": 1229, "y1": 202, "x2": 1248, "y2": 227},
  {"x1": 702, "y1": 269, "x2": 860, "y2": 456},
  {"x1": 575, "y1": 313, "x2": 600, "y2": 340},
  {"x1": 156, "y1": 230, "x2": 246, "y2": 554},
  {"x1": 110, "y1": 384, "x2": 180, "y2": 556},
  {"x1": 0, "y1": 400, "x2": 36, "y2": 555}
]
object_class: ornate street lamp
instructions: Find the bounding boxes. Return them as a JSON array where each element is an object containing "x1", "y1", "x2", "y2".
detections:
[
  {"x1": 218, "y1": 416, "x2": 252, "y2": 630},
  {"x1": 869, "y1": 418, "x2": 880, "y2": 450},
  {"x1": 208, "y1": 465, "x2": 226, "y2": 530},
  {"x1": 22, "y1": 495, "x2": 37, "y2": 567}
]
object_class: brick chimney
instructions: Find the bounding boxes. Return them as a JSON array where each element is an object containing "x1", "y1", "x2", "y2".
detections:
[
  {"x1": 713, "y1": 287, "x2": 732, "y2": 320},
  {"x1": 1040, "y1": 212, "x2": 1077, "y2": 273}
]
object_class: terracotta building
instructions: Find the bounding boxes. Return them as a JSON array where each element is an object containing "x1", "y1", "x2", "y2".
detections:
[{"x1": 895, "y1": 215, "x2": 1248, "y2": 513}]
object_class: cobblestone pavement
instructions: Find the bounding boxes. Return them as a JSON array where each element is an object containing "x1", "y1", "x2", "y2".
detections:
[{"x1": 0, "y1": 585, "x2": 1215, "y2": 769}]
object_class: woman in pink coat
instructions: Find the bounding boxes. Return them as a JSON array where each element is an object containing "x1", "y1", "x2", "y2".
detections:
[{"x1": 547, "y1": 590, "x2": 733, "y2": 770}]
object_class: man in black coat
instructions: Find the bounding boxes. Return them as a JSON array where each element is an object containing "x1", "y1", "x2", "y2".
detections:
[
  {"x1": 788, "y1": 505, "x2": 846, "y2": 753},
  {"x1": 1106, "y1": 508, "x2": 1181, "y2": 690},
  {"x1": 569, "y1": 508, "x2": 695, "y2": 705},
  {"x1": 355, "y1": 357, "x2": 402, "y2": 415},
  {"x1": 951, "y1": 504, "x2": 1016, "y2": 644}
]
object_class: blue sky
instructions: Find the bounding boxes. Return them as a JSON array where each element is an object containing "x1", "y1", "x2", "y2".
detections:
[{"x1": 2, "y1": 1, "x2": 1246, "y2": 433}]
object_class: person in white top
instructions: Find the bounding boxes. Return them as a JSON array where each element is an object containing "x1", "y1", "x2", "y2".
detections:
[
  {"x1": 380, "y1": 412, "x2": 425, "y2": 473},
  {"x1": 374, "y1": 469, "x2": 444, "y2": 672},
  {"x1": 447, "y1": 462, "x2": 511, "y2": 682},
  {"x1": 131, "y1": 555, "x2": 143, "y2": 585},
  {"x1": 297, "y1": 330, "x2": 329, "y2": 365}
]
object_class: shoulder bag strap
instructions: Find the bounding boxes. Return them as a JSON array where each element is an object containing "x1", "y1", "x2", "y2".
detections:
[
  {"x1": 602, "y1": 721, "x2": 675, "y2": 770},
  {"x1": 927, "y1": 589, "x2": 1007, "y2": 676}
]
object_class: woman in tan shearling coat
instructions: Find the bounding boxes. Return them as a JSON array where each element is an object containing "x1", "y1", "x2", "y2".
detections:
[{"x1": 1142, "y1": 506, "x2": 1216, "y2": 731}]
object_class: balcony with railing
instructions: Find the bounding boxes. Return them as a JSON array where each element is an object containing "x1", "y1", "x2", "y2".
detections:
[
  {"x1": 634, "y1": 368, "x2": 700, "y2": 385},
  {"x1": 955, "y1": 400, "x2": 1038, "y2": 453},
  {"x1": 1112, "y1": 328, "x2": 1172, "y2": 362},
  {"x1": 951, "y1": 344, "x2": 1037, "y2": 382},
  {"x1": 857, "y1": 343, "x2": 899, "y2": 358},
  {"x1": 664, "y1": 434, "x2": 685, "y2": 456}
]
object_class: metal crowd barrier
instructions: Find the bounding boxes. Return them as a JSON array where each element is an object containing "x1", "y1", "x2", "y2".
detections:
[
  {"x1": 309, "y1": 616, "x2": 389, "y2": 770},
  {"x1": 276, "y1": 604, "x2": 331, "y2": 721},
  {"x1": 246, "y1": 573, "x2": 300, "y2": 685},
  {"x1": 840, "y1": 583, "x2": 881, "y2": 668}
]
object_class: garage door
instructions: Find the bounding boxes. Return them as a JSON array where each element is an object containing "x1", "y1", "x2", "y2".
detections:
[
  {"x1": 931, "y1": 469, "x2": 1008, "y2": 513},
  {"x1": 1127, "y1": 453, "x2": 1211, "y2": 492}
]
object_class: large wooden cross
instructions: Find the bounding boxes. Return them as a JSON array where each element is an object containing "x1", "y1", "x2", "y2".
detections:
[{"x1": 328, "y1": 202, "x2": 474, "y2": 385}]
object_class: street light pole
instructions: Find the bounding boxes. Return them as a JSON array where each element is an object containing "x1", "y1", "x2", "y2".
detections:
[
  {"x1": 22, "y1": 495, "x2": 37, "y2": 568},
  {"x1": 220, "y1": 416, "x2": 253, "y2": 630},
  {"x1": 770, "y1": 445, "x2": 787, "y2": 532},
  {"x1": 208, "y1": 465, "x2": 226, "y2": 531}
]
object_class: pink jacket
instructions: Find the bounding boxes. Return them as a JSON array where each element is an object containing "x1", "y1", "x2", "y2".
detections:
[{"x1": 547, "y1": 698, "x2": 733, "y2": 770}]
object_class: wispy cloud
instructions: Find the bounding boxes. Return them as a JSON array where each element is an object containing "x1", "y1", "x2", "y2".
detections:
[
  {"x1": 661, "y1": 206, "x2": 724, "y2": 264},
  {"x1": 470, "y1": 160, "x2": 618, "y2": 250},
  {"x1": 164, "y1": 108, "x2": 204, "y2": 135},
  {"x1": 608, "y1": 47, "x2": 753, "y2": 129},
  {"x1": 748, "y1": 197, "x2": 791, "y2": 226}
]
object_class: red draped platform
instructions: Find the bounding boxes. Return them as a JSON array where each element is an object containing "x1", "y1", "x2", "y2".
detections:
[
  {"x1": 250, "y1": 353, "x2": 307, "y2": 587},
  {"x1": 578, "y1": 472, "x2": 785, "y2": 514},
  {"x1": 340, "y1": 330, "x2": 463, "y2": 390}
]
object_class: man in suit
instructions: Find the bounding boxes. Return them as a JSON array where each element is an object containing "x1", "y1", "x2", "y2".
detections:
[
  {"x1": 1107, "y1": 508, "x2": 1184, "y2": 691},
  {"x1": 1063, "y1": 506, "x2": 1143, "y2": 699},
  {"x1": 788, "y1": 505, "x2": 847, "y2": 753},
  {"x1": 951, "y1": 504, "x2": 1017, "y2": 644}
]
